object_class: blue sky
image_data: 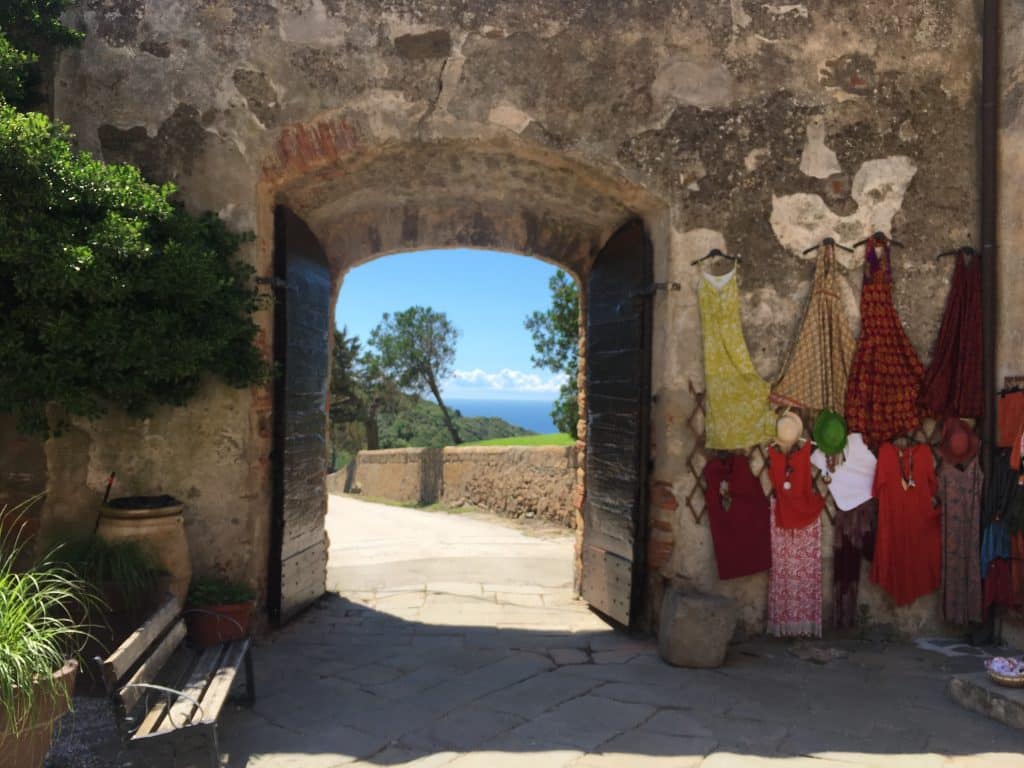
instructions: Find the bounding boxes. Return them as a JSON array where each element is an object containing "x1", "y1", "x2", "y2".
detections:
[{"x1": 335, "y1": 249, "x2": 568, "y2": 401}]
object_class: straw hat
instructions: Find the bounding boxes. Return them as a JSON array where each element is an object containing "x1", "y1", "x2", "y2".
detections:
[
  {"x1": 775, "y1": 411, "x2": 804, "y2": 451},
  {"x1": 939, "y1": 417, "x2": 980, "y2": 465},
  {"x1": 813, "y1": 410, "x2": 848, "y2": 456}
]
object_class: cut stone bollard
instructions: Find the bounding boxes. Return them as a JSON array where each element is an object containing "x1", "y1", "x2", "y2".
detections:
[{"x1": 658, "y1": 587, "x2": 738, "y2": 668}]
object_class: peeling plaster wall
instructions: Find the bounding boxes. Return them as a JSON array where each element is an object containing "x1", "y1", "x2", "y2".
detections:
[{"x1": 48, "y1": 1, "x2": 985, "y2": 634}]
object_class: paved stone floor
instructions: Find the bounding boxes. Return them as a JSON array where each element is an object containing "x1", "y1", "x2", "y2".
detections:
[{"x1": 52, "y1": 495, "x2": 1024, "y2": 767}]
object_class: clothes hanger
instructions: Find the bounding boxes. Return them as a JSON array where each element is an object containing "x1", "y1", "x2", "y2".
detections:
[
  {"x1": 801, "y1": 236, "x2": 854, "y2": 255},
  {"x1": 691, "y1": 248, "x2": 742, "y2": 266},
  {"x1": 852, "y1": 231, "x2": 905, "y2": 249},
  {"x1": 935, "y1": 245, "x2": 977, "y2": 260}
]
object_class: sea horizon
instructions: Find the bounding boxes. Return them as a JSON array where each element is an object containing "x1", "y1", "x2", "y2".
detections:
[{"x1": 445, "y1": 397, "x2": 559, "y2": 434}]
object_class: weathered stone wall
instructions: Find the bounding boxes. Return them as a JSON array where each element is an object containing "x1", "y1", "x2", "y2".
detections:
[
  {"x1": 343, "y1": 446, "x2": 577, "y2": 527},
  {"x1": 43, "y1": 0, "x2": 995, "y2": 633},
  {"x1": 351, "y1": 448, "x2": 442, "y2": 506},
  {"x1": 441, "y1": 446, "x2": 577, "y2": 527},
  {"x1": 0, "y1": 416, "x2": 48, "y2": 538}
]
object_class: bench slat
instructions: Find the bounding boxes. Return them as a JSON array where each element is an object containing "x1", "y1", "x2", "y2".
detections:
[
  {"x1": 130, "y1": 645, "x2": 203, "y2": 738},
  {"x1": 101, "y1": 595, "x2": 182, "y2": 690},
  {"x1": 118, "y1": 620, "x2": 187, "y2": 714},
  {"x1": 197, "y1": 639, "x2": 250, "y2": 726},
  {"x1": 151, "y1": 644, "x2": 226, "y2": 735}
]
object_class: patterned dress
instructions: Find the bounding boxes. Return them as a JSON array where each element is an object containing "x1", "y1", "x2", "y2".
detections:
[
  {"x1": 937, "y1": 458, "x2": 983, "y2": 624},
  {"x1": 773, "y1": 243, "x2": 856, "y2": 414},
  {"x1": 767, "y1": 495, "x2": 822, "y2": 638},
  {"x1": 919, "y1": 251, "x2": 983, "y2": 419},
  {"x1": 698, "y1": 267, "x2": 775, "y2": 450},
  {"x1": 844, "y1": 238, "x2": 924, "y2": 448}
]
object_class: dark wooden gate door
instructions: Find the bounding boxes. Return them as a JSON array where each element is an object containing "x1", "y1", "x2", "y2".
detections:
[
  {"x1": 580, "y1": 219, "x2": 653, "y2": 628},
  {"x1": 269, "y1": 206, "x2": 331, "y2": 624}
]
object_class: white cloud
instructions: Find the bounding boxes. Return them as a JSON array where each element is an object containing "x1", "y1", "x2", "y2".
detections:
[{"x1": 447, "y1": 368, "x2": 567, "y2": 394}]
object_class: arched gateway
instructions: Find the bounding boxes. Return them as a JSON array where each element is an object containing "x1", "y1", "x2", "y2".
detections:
[{"x1": 266, "y1": 140, "x2": 663, "y2": 626}]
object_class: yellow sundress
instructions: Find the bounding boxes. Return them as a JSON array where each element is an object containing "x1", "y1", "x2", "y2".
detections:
[{"x1": 698, "y1": 266, "x2": 775, "y2": 449}]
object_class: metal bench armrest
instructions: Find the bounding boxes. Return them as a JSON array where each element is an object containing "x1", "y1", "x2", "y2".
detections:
[{"x1": 120, "y1": 683, "x2": 206, "y2": 731}]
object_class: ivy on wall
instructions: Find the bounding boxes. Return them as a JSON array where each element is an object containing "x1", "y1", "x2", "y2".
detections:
[{"x1": 0, "y1": 3, "x2": 266, "y2": 435}]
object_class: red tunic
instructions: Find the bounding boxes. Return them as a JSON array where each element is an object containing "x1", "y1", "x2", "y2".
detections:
[
  {"x1": 844, "y1": 238, "x2": 924, "y2": 447},
  {"x1": 768, "y1": 442, "x2": 824, "y2": 529},
  {"x1": 703, "y1": 454, "x2": 772, "y2": 580},
  {"x1": 870, "y1": 443, "x2": 941, "y2": 606}
]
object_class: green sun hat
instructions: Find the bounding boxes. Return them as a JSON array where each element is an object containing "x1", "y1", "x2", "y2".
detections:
[{"x1": 813, "y1": 409, "x2": 848, "y2": 456}]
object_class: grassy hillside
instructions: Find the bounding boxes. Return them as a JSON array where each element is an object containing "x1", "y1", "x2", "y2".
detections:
[
  {"x1": 462, "y1": 433, "x2": 575, "y2": 447},
  {"x1": 378, "y1": 397, "x2": 532, "y2": 448}
]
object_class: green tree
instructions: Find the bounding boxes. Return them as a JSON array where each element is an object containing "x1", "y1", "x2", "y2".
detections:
[
  {"x1": 525, "y1": 270, "x2": 580, "y2": 439},
  {"x1": 0, "y1": 6, "x2": 266, "y2": 435},
  {"x1": 0, "y1": 1, "x2": 81, "y2": 107},
  {"x1": 369, "y1": 306, "x2": 462, "y2": 445},
  {"x1": 329, "y1": 327, "x2": 363, "y2": 425}
]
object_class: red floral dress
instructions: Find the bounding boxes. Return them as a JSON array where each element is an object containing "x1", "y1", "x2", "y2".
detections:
[
  {"x1": 767, "y1": 497, "x2": 822, "y2": 638},
  {"x1": 844, "y1": 237, "x2": 924, "y2": 447},
  {"x1": 767, "y1": 443, "x2": 824, "y2": 637}
]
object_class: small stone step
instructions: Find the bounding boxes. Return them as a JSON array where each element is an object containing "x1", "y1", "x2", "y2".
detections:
[{"x1": 949, "y1": 672, "x2": 1024, "y2": 731}]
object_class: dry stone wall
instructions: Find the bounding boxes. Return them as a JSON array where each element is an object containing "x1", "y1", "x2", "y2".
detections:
[
  {"x1": 350, "y1": 448, "x2": 442, "y2": 506},
  {"x1": 343, "y1": 445, "x2": 578, "y2": 528},
  {"x1": 440, "y1": 446, "x2": 577, "y2": 527}
]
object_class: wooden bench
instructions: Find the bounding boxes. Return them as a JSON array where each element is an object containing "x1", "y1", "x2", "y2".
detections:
[{"x1": 96, "y1": 596, "x2": 255, "y2": 767}]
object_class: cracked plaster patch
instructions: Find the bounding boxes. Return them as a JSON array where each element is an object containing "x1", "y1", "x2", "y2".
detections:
[
  {"x1": 770, "y1": 156, "x2": 917, "y2": 267},
  {"x1": 731, "y1": 0, "x2": 752, "y2": 29},
  {"x1": 488, "y1": 103, "x2": 532, "y2": 134},
  {"x1": 799, "y1": 117, "x2": 841, "y2": 179},
  {"x1": 652, "y1": 59, "x2": 735, "y2": 112}
]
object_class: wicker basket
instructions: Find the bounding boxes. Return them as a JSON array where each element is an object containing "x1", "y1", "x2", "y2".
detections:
[{"x1": 986, "y1": 669, "x2": 1024, "y2": 688}]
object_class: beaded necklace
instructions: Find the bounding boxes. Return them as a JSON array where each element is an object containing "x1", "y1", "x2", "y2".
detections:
[{"x1": 898, "y1": 445, "x2": 916, "y2": 490}]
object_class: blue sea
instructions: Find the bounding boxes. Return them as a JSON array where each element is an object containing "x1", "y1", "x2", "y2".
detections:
[{"x1": 447, "y1": 398, "x2": 558, "y2": 434}]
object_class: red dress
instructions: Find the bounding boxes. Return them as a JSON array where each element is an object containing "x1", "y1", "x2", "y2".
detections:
[
  {"x1": 919, "y1": 250, "x2": 983, "y2": 418},
  {"x1": 870, "y1": 443, "x2": 941, "y2": 605},
  {"x1": 703, "y1": 454, "x2": 771, "y2": 580},
  {"x1": 768, "y1": 442, "x2": 824, "y2": 529},
  {"x1": 844, "y1": 238, "x2": 924, "y2": 447}
]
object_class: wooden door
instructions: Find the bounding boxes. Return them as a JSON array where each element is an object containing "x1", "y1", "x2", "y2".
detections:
[
  {"x1": 580, "y1": 219, "x2": 653, "y2": 628},
  {"x1": 269, "y1": 206, "x2": 331, "y2": 624}
]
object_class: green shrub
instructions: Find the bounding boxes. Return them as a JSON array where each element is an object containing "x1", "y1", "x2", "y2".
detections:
[
  {"x1": 0, "y1": 499, "x2": 97, "y2": 734},
  {"x1": 0, "y1": 105, "x2": 267, "y2": 435},
  {"x1": 187, "y1": 576, "x2": 256, "y2": 608}
]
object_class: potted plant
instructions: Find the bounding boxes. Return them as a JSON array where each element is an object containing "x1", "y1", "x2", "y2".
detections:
[
  {"x1": 0, "y1": 502, "x2": 97, "y2": 768},
  {"x1": 50, "y1": 535, "x2": 165, "y2": 693},
  {"x1": 185, "y1": 576, "x2": 256, "y2": 647},
  {"x1": 54, "y1": 534, "x2": 165, "y2": 615}
]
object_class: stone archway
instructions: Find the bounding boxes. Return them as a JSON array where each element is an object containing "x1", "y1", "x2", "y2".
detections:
[{"x1": 264, "y1": 139, "x2": 666, "y2": 626}]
